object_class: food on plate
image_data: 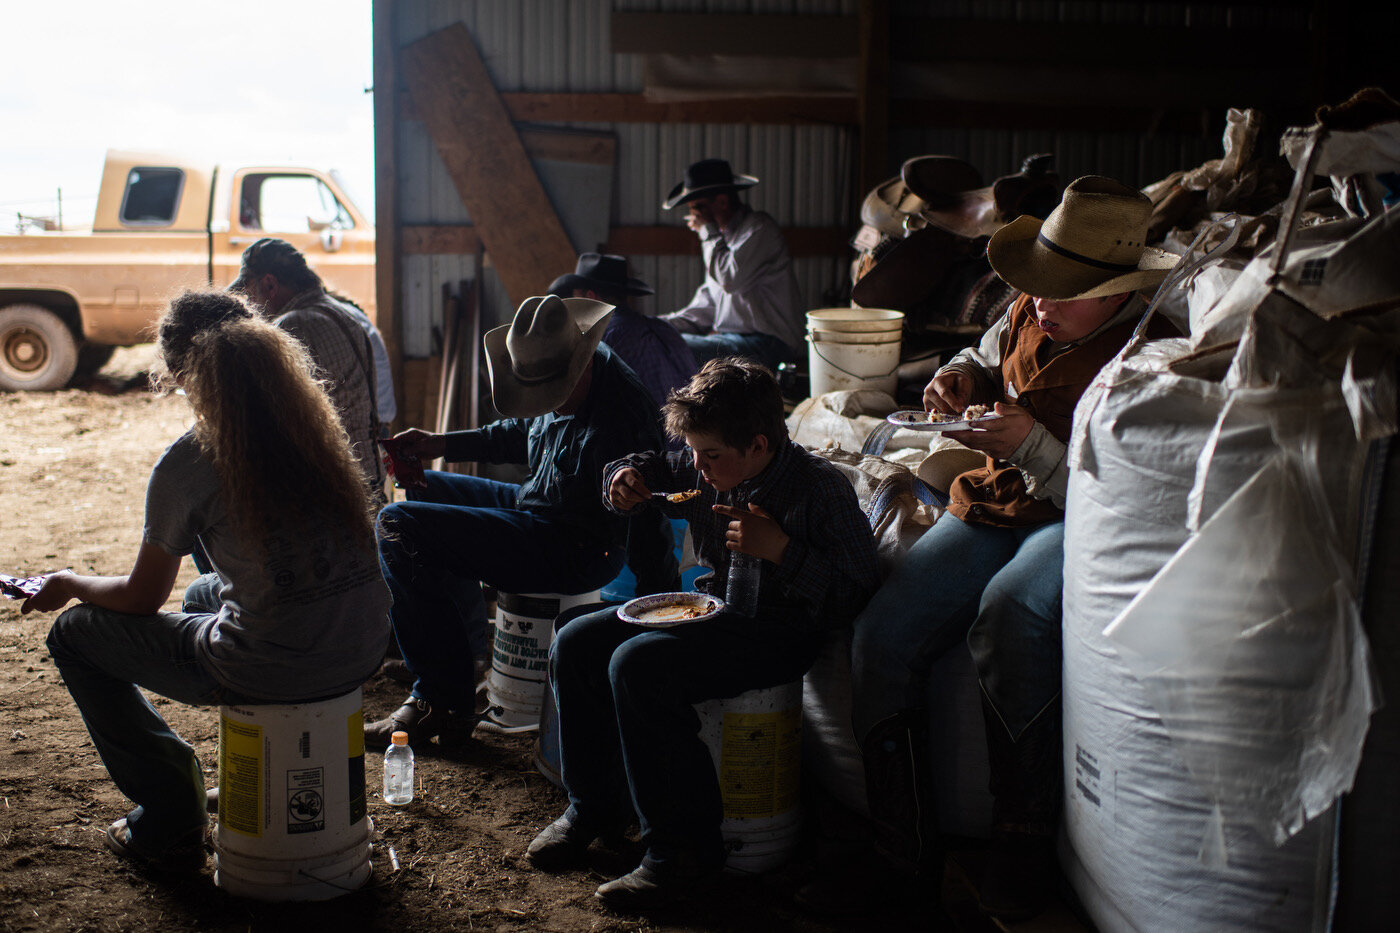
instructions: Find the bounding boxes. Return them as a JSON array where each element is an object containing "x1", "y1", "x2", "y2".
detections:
[
  {"x1": 963, "y1": 404, "x2": 990, "y2": 420},
  {"x1": 638, "y1": 598, "x2": 717, "y2": 623},
  {"x1": 665, "y1": 489, "x2": 701, "y2": 503}
]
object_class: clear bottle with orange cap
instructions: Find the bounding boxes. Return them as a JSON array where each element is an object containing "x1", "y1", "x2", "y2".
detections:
[{"x1": 383, "y1": 731, "x2": 414, "y2": 805}]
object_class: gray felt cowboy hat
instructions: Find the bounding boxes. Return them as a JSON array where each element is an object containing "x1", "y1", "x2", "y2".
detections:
[
  {"x1": 546, "y1": 253, "x2": 654, "y2": 298},
  {"x1": 663, "y1": 158, "x2": 759, "y2": 210},
  {"x1": 483, "y1": 295, "x2": 614, "y2": 418},
  {"x1": 987, "y1": 175, "x2": 1178, "y2": 300}
]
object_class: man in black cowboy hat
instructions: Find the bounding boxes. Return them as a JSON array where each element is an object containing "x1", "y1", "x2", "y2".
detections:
[
  {"x1": 548, "y1": 252, "x2": 696, "y2": 409},
  {"x1": 661, "y1": 159, "x2": 804, "y2": 373},
  {"x1": 365, "y1": 294, "x2": 664, "y2": 748}
]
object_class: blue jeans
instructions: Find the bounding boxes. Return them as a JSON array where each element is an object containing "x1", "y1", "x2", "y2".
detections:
[
  {"x1": 45, "y1": 603, "x2": 264, "y2": 853},
  {"x1": 550, "y1": 606, "x2": 819, "y2": 871},
  {"x1": 679, "y1": 331, "x2": 795, "y2": 374},
  {"x1": 377, "y1": 470, "x2": 624, "y2": 712},
  {"x1": 851, "y1": 513, "x2": 1064, "y2": 743}
]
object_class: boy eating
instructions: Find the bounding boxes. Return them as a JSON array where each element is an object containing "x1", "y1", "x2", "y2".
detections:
[{"x1": 528, "y1": 357, "x2": 878, "y2": 911}]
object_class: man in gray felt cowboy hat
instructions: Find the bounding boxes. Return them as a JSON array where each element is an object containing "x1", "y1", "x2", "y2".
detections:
[
  {"x1": 660, "y1": 159, "x2": 805, "y2": 373},
  {"x1": 366, "y1": 294, "x2": 664, "y2": 748}
]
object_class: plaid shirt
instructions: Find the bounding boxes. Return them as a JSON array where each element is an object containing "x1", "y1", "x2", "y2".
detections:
[
  {"x1": 275, "y1": 288, "x2": 383, "y2": 488},
  {"x1": 604, "y1": 439, "x2": 879, "y2": 632},
  {"x1": 601, "y1": 310, "x2": 696, "y2": 410}
]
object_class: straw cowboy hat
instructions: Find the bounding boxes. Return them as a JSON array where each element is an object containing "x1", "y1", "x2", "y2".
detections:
[
  {"x1": 663, "y1": 158, "x2": 759, "y2": 210},
  {"x1": 483, "y1": 295, "x2": 614, "y2": 418},
  {"x1": 987, "y1": 175, "x2": 1179, "y2": 300},
  {"x1": 546, "y1": 253, "x2": 654, "y2": 298}
]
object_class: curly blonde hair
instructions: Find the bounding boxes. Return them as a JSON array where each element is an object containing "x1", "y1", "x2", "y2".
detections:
[{"x1": 152, "y1": 289, "x2": 376, "y2": 548}]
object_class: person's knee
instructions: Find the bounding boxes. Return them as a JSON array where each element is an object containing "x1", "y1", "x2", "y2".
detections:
[
  {"x1": 45, "y1": 604, "x2": 99, "y2": 666},
  {"x1": 606, "y1": 635, "x2": 668, "y2": 696}
]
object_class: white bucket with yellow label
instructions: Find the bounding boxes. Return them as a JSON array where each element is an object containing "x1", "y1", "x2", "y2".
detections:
[
  {"x1": 213, "y1": 688, "x2": 371, "y2": 901},
  {"x1": 696, "y1": 680, "x2": 803, "y2": 874}
]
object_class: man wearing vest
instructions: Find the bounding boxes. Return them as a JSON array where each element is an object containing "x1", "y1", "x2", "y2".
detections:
[{"x1": 848, "y1": 177, "x2": 1179, "y2": 921}]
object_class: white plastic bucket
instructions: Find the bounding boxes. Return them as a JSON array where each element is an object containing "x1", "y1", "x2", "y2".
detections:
[
  {"x1": 213, "y1": 688, "x2": 372, "y2": 901},
  {"x1": 695, "y1": 680, "x2": 803, "y2": 874},
  {"x1": 807, "y1": 330, "x2": 901, "y2": 397},
  {"x1": 806, "y1": 307, "x2": 904, "y2": 333},
  {"x1": 482, "y1": 590, "x2": 600, "y2": 733}
]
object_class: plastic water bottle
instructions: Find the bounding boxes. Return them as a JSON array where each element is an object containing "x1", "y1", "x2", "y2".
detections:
[
  {"x1": 725, "y1": 550, "x2": 761, "y2": 617},
  {"x1": 383, "y1": 731, "x2": 414, "y2": 805}
]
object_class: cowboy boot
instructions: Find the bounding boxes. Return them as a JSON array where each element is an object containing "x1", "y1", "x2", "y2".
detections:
[
  {"x1": 976, "y1": 695, "x2": 1061, "y2": 921},
  {"x1": 861, "y1": 710, "x2": 942, "y2": 876}
]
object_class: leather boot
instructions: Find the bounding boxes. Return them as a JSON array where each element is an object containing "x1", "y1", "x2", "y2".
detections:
[
  {"x1": 976, "y1": 694, "x2": 1061, "y2": 921},
  {"x1": 860, "y1": 711, "x2": 941, "y2": 877}
]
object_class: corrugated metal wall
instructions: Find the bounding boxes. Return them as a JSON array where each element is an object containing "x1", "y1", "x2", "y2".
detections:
[{"x1": 388, "y1": 0, "x2": 1295, "y2": 357}]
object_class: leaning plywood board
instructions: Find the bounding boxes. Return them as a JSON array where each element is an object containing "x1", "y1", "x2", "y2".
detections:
[{"x1": 401, "y1": 22, "x2": 578, "y2": 308}]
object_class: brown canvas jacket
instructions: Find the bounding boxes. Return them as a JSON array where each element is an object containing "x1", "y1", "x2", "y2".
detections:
[{"x1": 947, "y1": 293, "x2": 1173, "y2": 527}]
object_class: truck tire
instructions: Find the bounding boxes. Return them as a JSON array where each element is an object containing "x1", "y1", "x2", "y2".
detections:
[
  {"x1": 74, "y1": 342, "x2": 117, "y2": 379},
  {"x1": 0, "y1": 304, "x2": 79, "y2": 391}
]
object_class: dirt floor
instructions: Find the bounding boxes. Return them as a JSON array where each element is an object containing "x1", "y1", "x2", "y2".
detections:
[{"x1": 0, "y1": 347, "x2": 994, "y2": 933}]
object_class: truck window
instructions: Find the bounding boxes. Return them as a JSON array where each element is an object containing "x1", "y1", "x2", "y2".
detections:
[
  {"x1": 120, "y1": 167, "x2": 185, "y2": 226},
  {"x1": 239, "y1": 174, "x2": 353, "y2": 233}
]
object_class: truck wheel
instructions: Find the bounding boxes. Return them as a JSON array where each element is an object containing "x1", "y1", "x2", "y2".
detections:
[
  {"x1": 0, "y1": 304, "x2": 79, "y2": 391},
  {"x1": 74, "y1": 342, "x2": 116, "y2": 379}
]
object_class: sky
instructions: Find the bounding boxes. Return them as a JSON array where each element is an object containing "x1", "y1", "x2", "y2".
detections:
[{"x1": 1, "y1": 0, "x2": 375, "y2": 229}]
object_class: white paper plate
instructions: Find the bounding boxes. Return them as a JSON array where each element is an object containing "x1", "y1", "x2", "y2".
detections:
[
  {"x1": 886, "y1": 410, "x2": 1001, "y2": 432},
  {"x1": 619, "y1": 592, "x2": 724, "y2": 628}
]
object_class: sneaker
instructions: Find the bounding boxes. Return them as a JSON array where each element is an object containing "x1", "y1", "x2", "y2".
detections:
[
  {"x1": 104, "y1": 818, "x2": 207, "y2": 874},
  {"x1": 365, "y1": 697, "x2": 477, "y2": 750},
  {"x1": 595, "y1": 859, "x2": 720, "y2": 913}
]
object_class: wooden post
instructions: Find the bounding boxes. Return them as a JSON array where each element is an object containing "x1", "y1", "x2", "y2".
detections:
[
  {"x1": 371, "y1": 0, "x2": 402, "y2": 430},
  {"x1": 857, "y1": 0, "x2": 891, "y2": 196}
]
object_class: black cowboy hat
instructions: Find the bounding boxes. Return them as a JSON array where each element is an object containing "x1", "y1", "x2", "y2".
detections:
[
  {"x1": 663, "y1": 158, "x2": 759, "y2": 210},
  {"x1": 546, "y1": 253, "x2": 654, "y2": 298}
]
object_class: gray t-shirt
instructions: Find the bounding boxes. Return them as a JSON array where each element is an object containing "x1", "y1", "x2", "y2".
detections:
[{"x1": 143, "y1": 432, "x2": 391, "y2": 701}]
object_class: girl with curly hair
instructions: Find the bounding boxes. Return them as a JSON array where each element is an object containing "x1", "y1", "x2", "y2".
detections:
[{"x1": 23, "y1": 289, "x2": 390, "y2": 872}]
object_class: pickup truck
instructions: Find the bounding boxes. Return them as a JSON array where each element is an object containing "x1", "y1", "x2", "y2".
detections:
[{"x1": 0, "y1": 150, "x2": 375, "y2": 391}]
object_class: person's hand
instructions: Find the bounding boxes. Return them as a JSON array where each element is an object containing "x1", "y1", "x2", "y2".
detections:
[
  {"x1": 608, "y1": 467, "x2": 652, "y2": 511},
  {"x1": 712, "y1": 503, "x2": 790, "y2": 564},
  {"x1": 685, "y1": 199, "x2": 718, "y2": 236},
  {"x1": 943, "y1": 401, "x2": 1036, "y2": 461},
  {"x1": 389, "y1": 428, "x2": 445, "y2": 462},
  {"x1": 20, "y1": 571, "x2": 75, "y2": 615},
  {"x1": 924, "y1": 371, "x2": 973, "y2": 415}
]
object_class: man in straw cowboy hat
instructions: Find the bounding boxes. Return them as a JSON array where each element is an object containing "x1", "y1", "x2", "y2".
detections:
[
  {"x1": 365, "y1": 294, "x2": 663, "y2": 748},
  {"x1": 661, "y1": 158, "x2": 805, "y2": 373},
  {"x1": 845, "y1": 176, "x2": 1179, "y2": 920}
]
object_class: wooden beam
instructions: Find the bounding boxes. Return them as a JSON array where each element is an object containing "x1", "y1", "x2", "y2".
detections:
[
  {"x1": 371, "y1": 0, "x2": 402, "y2": 427},
  {"x1": 517, "y1": 128, "x2": 616, "y2": 166},
  {"x1": 611, "y1": 12, "x2": 854, "y2": 58},
  {"x1": 403, "y1": 224, "x2": 848, "y2": 258},
  {"x1": 400, "y1": 23, "x2": 578, "y2": 308},
  {"x1": 858, "y1": 0, "x2": 891, "y2": 194},
  {"x1": 890, "y1": 18, "x2": 1312, "y2": 67},
  {"x1": 400, "y1": 89, "x2": 855, "y2": 125}
]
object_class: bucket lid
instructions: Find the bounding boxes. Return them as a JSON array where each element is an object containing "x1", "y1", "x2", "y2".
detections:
[{"x1": 806, "y1": 308, "x2": 905, "y2": 332}]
